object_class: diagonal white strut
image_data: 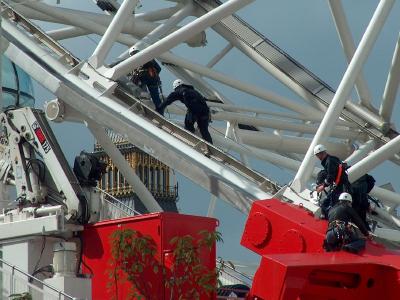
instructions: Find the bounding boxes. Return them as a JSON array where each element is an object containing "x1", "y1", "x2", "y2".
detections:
[
  {"x1": 106, "y1": 0, "x2": 254, "y2": 79},
  {"x1": 328, "y1": 0, "x2": 373, "y2": 108},
  {"x1": 89, "y1": 0, "x2": 139, "y2": 68},
  {"x1": 87, "y1": 120, "x2": 162, "y2": 212},
  {"x1": 292, "y1": 0, "x2": 395, "y2": 192}
]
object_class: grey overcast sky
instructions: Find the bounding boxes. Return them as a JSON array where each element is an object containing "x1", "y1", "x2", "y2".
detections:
[{"x1": 30, "y1": 0, "x2": 400, "y2": 266}]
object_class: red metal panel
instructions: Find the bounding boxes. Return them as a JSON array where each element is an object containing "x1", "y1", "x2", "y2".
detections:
[
  {"x1": 82, "y1": 212, "x2": 218, "y2": 300},
  {"x1": 249, "y1": 253, "x2": 400, "y2": 300},
  {"x1": 241, "y1": 199, "x2": 400, "y2": 300},
  {"x1": 241, "y1": 199, "x2": 327, "y2": 255}
]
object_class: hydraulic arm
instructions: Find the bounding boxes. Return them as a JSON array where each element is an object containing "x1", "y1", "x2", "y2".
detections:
[{"x1": 0, "y1": 107, "x2": 89, "y2": 223}]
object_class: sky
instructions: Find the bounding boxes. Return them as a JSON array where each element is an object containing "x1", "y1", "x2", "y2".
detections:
[{"x1": 27, "y1": 0, "x2": 400, "y2": 269}]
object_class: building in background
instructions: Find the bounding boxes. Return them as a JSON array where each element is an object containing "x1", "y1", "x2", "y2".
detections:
[{"x1": 94, "y1": 129, "x2": 179, "y2": 213}]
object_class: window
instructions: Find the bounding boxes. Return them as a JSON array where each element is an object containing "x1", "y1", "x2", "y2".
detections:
[{"x1": 1, "y1": 56, "x2": 35, "y2": 109}]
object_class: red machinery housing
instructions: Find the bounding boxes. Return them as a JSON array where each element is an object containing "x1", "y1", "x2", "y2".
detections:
[
  {"x1": 82, "y1": 212, "x2": 217, "y2": 299},
  {"x1": 241, "y1": 199, "x2": 400, "y2": 300}
]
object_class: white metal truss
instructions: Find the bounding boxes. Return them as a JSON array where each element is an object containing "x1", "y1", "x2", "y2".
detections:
[{"x1": 1, "y1": 0, "x2": 400, "y2": 240}]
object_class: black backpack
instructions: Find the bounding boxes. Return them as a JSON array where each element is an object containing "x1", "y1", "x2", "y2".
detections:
[{"x1": 365, "y1": 174, "x2": 375, "y2": 193}]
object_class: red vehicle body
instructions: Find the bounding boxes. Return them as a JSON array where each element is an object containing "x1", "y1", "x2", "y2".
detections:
[
  {"x1": 81, "y1": 199, "x2": 400, "y2": 300},
  {"x1": 241, "y1": 199, "x2": 400, "y2": 300},
  {"x1": 82, "y1": 212, "x2": 218, "y2": 299}
]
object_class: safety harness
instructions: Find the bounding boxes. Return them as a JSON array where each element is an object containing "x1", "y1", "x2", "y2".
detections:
[{"x1": 334, "y1": 163, "x2": 344, "y2": 186}]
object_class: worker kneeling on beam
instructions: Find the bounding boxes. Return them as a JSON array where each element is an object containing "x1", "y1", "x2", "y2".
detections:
[
  {"x1": 324, "y1": 192, "x2": 372, "y2": 254},
  {"x1": 314, "y1": 144, "x2": 351, "y2": 218}
]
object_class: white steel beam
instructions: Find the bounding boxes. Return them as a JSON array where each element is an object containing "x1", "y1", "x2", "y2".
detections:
[
  {"x1": 380, "y1": 34, "x2": 400, "y2": 122},
  {"x1": 224, "y1": 122, "x2": 250, "y2": 167},
  {"x1": 47, "y1": 26, "x2": 87, "y2": 40},
  {"x1": 209, "y1": 103, "x2": 356, "y2": 126},
  {"x1": 212, "y1": 111, "x2": 363, "y2": 139},
  {"x1": 135, "y1": 6, "x2": 180, "y2": 22},
  {"x1": 344, "y1": 101, "x2": 388, "y2": 132},
  {"x1": 347, "y1": 134, "x2": 400, "y2": 183},
  {"x1": 87, "y1": 121, "x2": 162, "y2": 212},
  {"x1": 344, "y1": 140, "x2": 376, "y2": 166},
  {"x1": 207, "y1": 43, "x2": 233, "y2": 68},
  {"x1": 228, "y1": 129, "x2": 352, "y2": 159},
  {"x1": 106, "y1": 0, "x2": 255, "y2": 79},
  {"x1": 292, "y1": 0, "x2": 395, "y2": 192},
  {"x1": 89, "y1": 0, "x2": 139, "y2": 68},
  {"x1": 213, "y1": 134, "x2": 320, "y2": 177},
  {"x1": 161, "y1": 54, "x2": 324, "y2": 116},
  {"x1": 328, "y1": 0, "x2": 373, "y2": 108},
  {"x1": 207, "y1": 195, "x2": 217, "y2": 217},
  {"x1": 13, "y1": 4, "x2": 205, "y2": 47},
  {"x1": 133, "y1": 2, "x2": 195, "y2": 50},
  {"x1": 370, "y1": 186, "x2": 400, "y2": 206}
]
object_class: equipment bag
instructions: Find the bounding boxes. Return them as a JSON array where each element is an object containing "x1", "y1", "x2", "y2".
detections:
[{"x1": 365, "y1": 174, "x2": 376, "y2": 193}]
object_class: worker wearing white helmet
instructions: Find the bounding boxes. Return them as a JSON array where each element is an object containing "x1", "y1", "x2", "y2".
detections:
[
  {"x1": 314, "y1": 144, "x2": 350, "y2": 218},
  {"x1": 157, "y1": 79, "x2": 213, "y2": 145},
  {"x1": 172, "y1": 79, "x2": 184, "y2": 90},
  {"x1": 338, "y1": 192, "x2": 352, "y2": 203},
  {"x1": 324, "y1": 192, "x2": 372, "y2": 253}
]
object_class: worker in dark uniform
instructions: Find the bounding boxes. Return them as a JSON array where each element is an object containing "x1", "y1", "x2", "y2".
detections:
[
  {"x1": 157, "y1": 79, "x2": 213, "y2": 144},
  {"x1": 314, "y1": 144, "x2": 350, "y2": 217},
  {"x1": 129, "y1": 47, "x2": 162, "y2": 110},
  {"x1": 324, "y1": 192, "x2": 372, "y2": 253},
  {"x1": 351, "y1": 174, "x2": 375, "y2": 230}
]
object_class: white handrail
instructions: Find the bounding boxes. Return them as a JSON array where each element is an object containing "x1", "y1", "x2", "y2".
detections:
[{"x1": 0, "y1": 258, "x2": 77, "y2": 300}]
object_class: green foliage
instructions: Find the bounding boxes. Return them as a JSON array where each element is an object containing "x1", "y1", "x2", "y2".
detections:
[
  {"x1": 109, "y1": 228, "x2": 223, "y2": 300},
  {"x1": 166, "y1": 230, "x2": 223, "y2": 300},
  {"x1": 9, "y1": 293, "x2": 32, "y2": 300},
  {"x1": 108, "y1": 229, "x2": 161, "y2": 300}
]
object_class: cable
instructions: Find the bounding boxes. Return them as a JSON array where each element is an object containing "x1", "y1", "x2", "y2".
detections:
[
  {"x1": 29, "y1": 236, "x2": 46, "y2": 282},
  {"x1": 31, "y1": 265, "x2": 54, "y2": 279},
  {"x1": 78, "y1": 233, "x2": 93, "y2": 277}
]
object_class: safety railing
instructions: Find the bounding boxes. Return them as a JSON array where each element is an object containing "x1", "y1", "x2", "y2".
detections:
[
  {"x1": 0, "y1": 258, "x2": 77, "y2": 300},
  {"x1": 96, "y1": 187, "x2": 141, "y2": 221},
  {"x1": 217, "y1": 259, "x2": 253, "y2": 286}
]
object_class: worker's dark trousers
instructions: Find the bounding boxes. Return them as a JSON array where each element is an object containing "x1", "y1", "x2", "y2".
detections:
[
  {"x1": 184, "y1": 112, "x2": 213, "y2": 144},
  {"x1": 321, "y1": 188, "x2": 341, "y2": 217},
  {"x1": 146, "y1": 84, "x2": 161, "y2": 109},
  {"x1": 352, "y1": 186, "x2": 371, "y2": 230}
]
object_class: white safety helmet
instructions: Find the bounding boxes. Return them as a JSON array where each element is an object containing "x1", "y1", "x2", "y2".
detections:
[
  {"x1": 338, "y1": 192, "x2": 352, "y2": 203},
  {"x1": 129, "y1": 46, "x2": 139, "y2": 56},
  {"x1": 313, "y1": 144, "x2": 327, "y2": 155},
  {"x1": 172, "y1": 79, "x2": 184, "y2": 90}
]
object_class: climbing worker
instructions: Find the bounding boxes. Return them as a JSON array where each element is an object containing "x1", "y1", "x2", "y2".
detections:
[
  {"x1": 157, "y1": 79, "x2": 213, "y2": 145},
  {"x1": 324, "y1": 192, "x2": 372, "y2": 254},
  {"x1": 351, "y1": 174, "x2": 375, "y2": 230},
  {"x1": 129, "y1": 47, "x2": 162, "y2": 110},
  {"x1": 314, "y1": 144, "x2": 351, "y2": 217}
]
